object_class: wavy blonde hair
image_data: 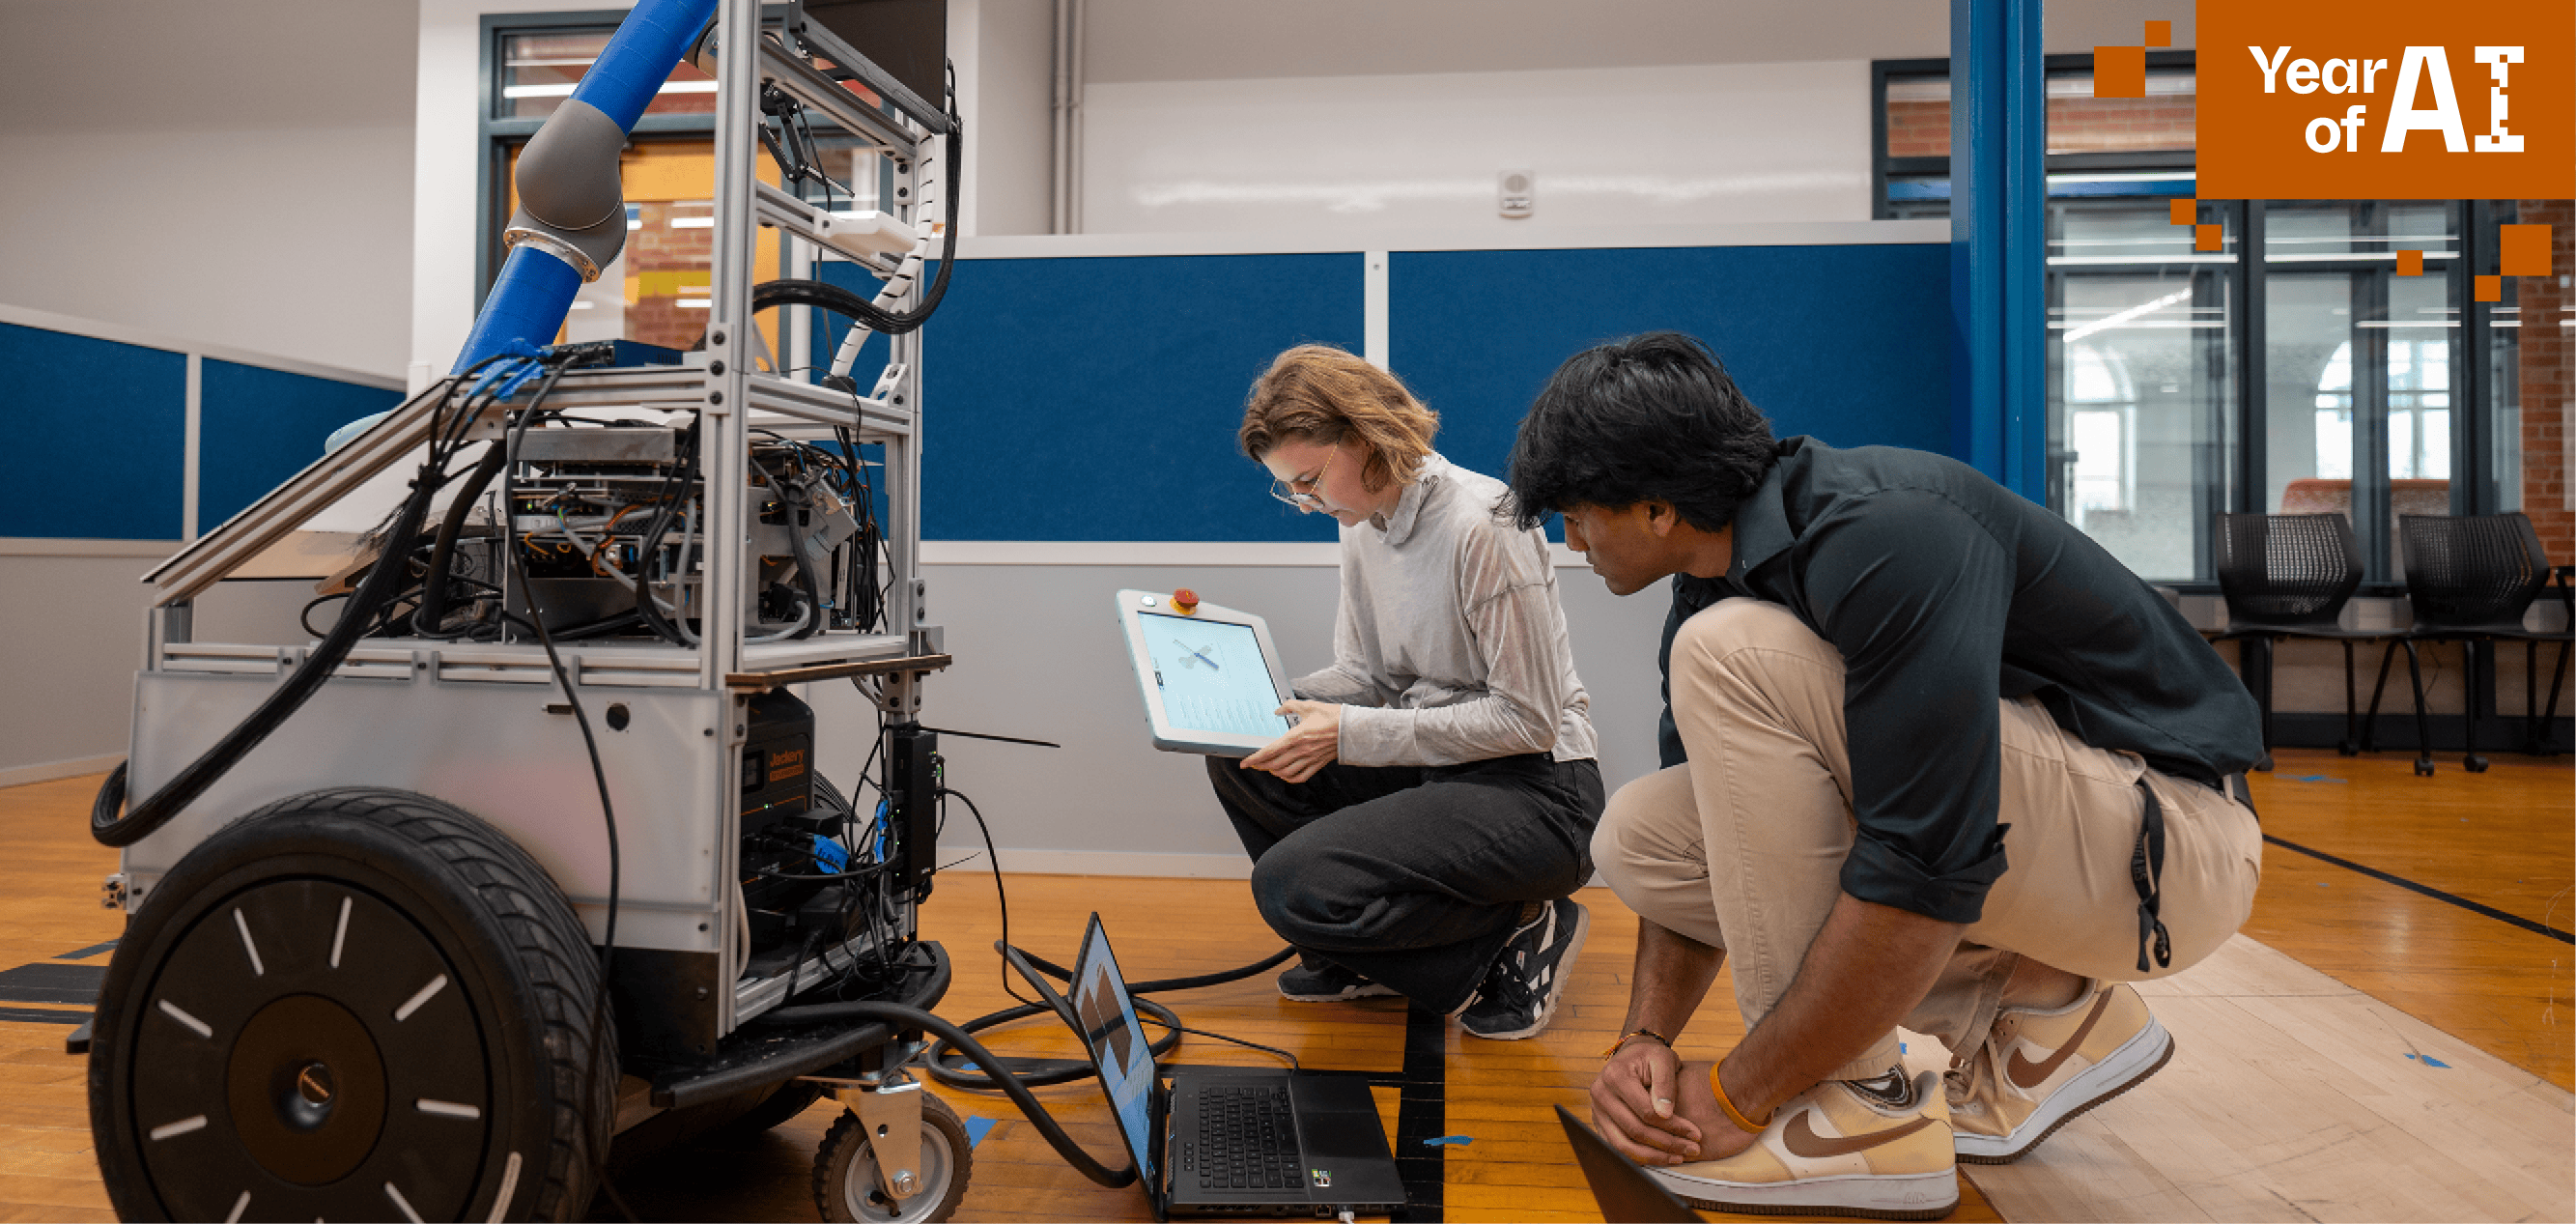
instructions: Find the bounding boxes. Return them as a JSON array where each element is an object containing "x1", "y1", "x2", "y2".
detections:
[{"x1": 1237, "y1": 345, "x2": 1440, "y2": 492}]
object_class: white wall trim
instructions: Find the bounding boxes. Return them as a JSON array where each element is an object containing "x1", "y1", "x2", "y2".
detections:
[
  {"x1": 988, "y1": 847, "x2": 1253, "y2": 879},
  {"x1": 923, "y1": 540, "x2": 1339, "y2": 566},
  {"x1": 980, "y1": 847, "x2": 1604, "y2": 886},
  {"x1": 0, "y1": 303, "x2": 406, "y2": 390},
  {"x1": 0, "y1": 754, "x2": 123, "y2": 791},
  {"x1": 0, "y1": 538, "x2": 183, "y2": 558},
  {"x1": 955, "y1": 217, "x2": 1946, "y2": 261},
  {"x1": 921, "y1": 541, "x2": 1594, "y2": 567}
]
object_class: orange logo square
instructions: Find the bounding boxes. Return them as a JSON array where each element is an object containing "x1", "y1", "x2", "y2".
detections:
[{"x1": 2197, "y1": 0, "x2": 2574, "y2": 199}]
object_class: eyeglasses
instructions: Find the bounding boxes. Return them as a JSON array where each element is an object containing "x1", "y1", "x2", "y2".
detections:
[{"x1": 1268, "y1": 445, "x2": 1337, "y2": 512}]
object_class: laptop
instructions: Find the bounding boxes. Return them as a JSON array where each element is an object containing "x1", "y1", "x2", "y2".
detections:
[
  {"x1": 1007, "y1": 914, "x2": 1409, "y2": 1219},
  {"x1": 1553, "y1": 1104, "x2": 1706, "y2": 1223}
]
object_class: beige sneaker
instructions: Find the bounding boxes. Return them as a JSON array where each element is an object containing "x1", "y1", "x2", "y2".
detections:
[
  {"x1": 1647, "y1": 1070, "x2": 1958, "y2": 1220},
  {"x1": 1947, "y1": 981, "x2": 2172, "y2": 1164}
]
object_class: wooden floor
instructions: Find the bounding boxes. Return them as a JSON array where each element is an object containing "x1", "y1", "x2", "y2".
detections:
[{"x1": 0, "y1": 746, "x2": 2565, "y2": 1223}]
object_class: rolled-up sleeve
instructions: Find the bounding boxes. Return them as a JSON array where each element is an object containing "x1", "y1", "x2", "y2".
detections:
[
  {"x1": 1800, "y1": 493, "x2": 2014, "y2": 924},
  {"x1": 1338, "y1": 527, "x2": 1564, "y2": 766}
]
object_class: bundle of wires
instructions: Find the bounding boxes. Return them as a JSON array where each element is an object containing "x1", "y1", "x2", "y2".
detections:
[{"x1": 94, "y1": 349, "x2": 571, "y2": 849}]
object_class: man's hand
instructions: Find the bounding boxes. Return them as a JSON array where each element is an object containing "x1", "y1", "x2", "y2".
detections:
[
  {"x1": 1241, "y1": 699, "x2": 1340, "y2": 783},
  {"x1": 1591, "y1": 1047, "x2": 1758, "y2": 1166},
  {"x1": 1590, "y1": 1040, "x2": 1700, "y2": 1164}
]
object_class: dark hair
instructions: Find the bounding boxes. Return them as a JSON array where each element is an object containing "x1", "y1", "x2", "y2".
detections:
[{"x1": 1504, "y1": 331, "x2": 1776, "y2": 531}]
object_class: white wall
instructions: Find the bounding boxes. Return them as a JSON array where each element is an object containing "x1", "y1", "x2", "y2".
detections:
[
  {"x1": 1082, "y1": 62, "x2": 1873, "y2": 235},
  {"x1": 1067, "y1": 0, "x2": 2196, "y2": 235},
  {"x1": 0, "y1": 0, "x2": 418, "y2": 378},
  {"x1": 1081, "y1": 0, "x2": 2194, "y2": 83},
  {"x1": 950, "y1": 0, "x2": 1056, "y2": 236}
]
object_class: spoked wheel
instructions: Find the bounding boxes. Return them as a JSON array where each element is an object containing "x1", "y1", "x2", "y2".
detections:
[
  {"x1": 812, "y1": 1094, "x2": 972, "y2": 1223},
  {"x1": 89, "y1": 788, "x2": 613, "y2": 1222}
]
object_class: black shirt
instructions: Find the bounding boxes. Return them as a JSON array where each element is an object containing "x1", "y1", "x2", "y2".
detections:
[{"x1": 1656, "y1": 437, "x2": 2261, "y2": 925}]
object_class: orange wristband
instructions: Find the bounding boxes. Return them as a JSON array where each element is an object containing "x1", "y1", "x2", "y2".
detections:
[{"x1": 1709, "y1": 1061, "x2": 1769, "y2": 1135}]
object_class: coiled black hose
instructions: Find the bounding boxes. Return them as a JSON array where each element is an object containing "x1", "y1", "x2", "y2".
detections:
[
  {"x1": 93, "y1": 435, "x2": 448, "y2": 847},
  {"x1": 750, "y1": 1000, "x2": 1141, "y2": 1189}
]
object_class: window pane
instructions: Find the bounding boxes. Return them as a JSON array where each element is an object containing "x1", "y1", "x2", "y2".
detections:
[
  {"x1": 505, "y1": 141, "x2": 782, "y2": 353},
  {"x1": 498, "y1": 30, "x2": 716, "y2": 120},
  {"x1": 2263, "y1": 202, "x2": 2464, "y2": 578},
  {"x1": 2045, "y1": 70, "x2": 2195, "y2": 154},
  {"x1": 1882, "y1": 68, "x2": 2195, "y2": 163},
  {"x1": 2048, "y1": 232, "x2": 2235, "y2": 582},
  {"x1": 1885, "y1": 74, "x2": 1949, "y2": 158}
]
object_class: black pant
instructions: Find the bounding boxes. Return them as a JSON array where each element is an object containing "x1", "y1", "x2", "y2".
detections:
[{"x1": 1205, "y1": 753, "x2": 1604, "y2": 1012}]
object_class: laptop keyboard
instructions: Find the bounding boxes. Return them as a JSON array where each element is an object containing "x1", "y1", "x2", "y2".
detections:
[{"x1": 1187, "y1": 1084, "x2": 1302, "y2": 1192}]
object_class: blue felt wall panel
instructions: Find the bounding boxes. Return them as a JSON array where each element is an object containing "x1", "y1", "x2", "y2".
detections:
[
  {"x1": 198, "y1": 360, "x2": 402, "y2": 530},
  {"x1": 1388, "y1": 244, "x2": 1955, "y2": 485},
  {"x1": 922, "y1": 253, "x2": 1365, "y2": 541},
  {"x1": 0, "y1": 323, "x2": 186, "y2": 539}
]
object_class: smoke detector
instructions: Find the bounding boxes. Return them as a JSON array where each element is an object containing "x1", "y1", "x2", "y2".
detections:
[{"x1": 1498, "y1": 168, "x2": 1534, "y2": 218}]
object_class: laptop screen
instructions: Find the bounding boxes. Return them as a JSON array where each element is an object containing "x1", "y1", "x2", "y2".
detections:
[
  {"x1": 1139, "y1": 611, "x2": 1292, "y2": 738},
  {"x1": 1074, "y1": 916, "x2": 1160, "y2": 1182}
]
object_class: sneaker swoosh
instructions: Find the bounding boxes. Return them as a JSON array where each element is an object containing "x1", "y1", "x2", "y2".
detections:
[
  {"x1": 2005, "y1": 990, "x2": 2113, "y2": 1090},
  {"x1": 1781, "y1": 1111, "x2": 1937, "y2": 1158}
]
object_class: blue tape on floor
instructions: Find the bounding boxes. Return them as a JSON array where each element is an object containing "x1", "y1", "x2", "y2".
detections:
[
  {"x1": 1423, "y1": 1135, "x2": 1473, "y2": 1147},
  {"x1": 2279, "y1": 775, "x2": 2347, "y2": 783},
  {"x1": 966, "y1": 1116, "x2": 1001, "y2": 1148},
  {"x1": 2403, "y1": 1053, "x2": 2450, "y2": 1068}
]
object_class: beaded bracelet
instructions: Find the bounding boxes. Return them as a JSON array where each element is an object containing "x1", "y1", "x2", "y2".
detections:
[{"x1": 1598, "y1": 1028, "x2": 1671, "y2": 1058}]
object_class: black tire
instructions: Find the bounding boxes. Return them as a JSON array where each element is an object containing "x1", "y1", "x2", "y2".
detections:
[
  {"x1": 712, "y1": 1079, "x2": 826, "y2": 1137},
  {"x1": 812, "y1": 1095, "x2": 972, "y2": 1223},
  {"x1": 89, "y1": 787, "x2": 614, "y2": 1222}
]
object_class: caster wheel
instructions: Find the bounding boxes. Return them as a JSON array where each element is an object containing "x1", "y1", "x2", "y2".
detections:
[
  {"x1": 2464, "y1": 754, "x2": 2490, "y2": 773},
  {"x1": 89, "y1": 789, "x2": 613, "y2": 1222},
  {"x1": 2414, "y1": 759, "x2": 2436, "y2": 777},
  {"x1": 813, "y1": 1094, "x2": 972, "y2": 1223},
  {"x1": 2336, "y1": 741, "x2": 2361, "y2": 757}
]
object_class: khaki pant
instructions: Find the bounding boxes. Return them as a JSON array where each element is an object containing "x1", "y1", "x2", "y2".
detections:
[{"x1": 1596, "y1": 599, "x2": 2263, "y2": 1078}]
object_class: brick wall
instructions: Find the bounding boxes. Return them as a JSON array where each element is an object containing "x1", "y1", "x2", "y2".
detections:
[
  {"x1": 2518, "y1": 199, "x2": 2572, "y2": 565},
  {"x1": 1882, "y1": 96, "x2": 2194, "y2": 158}
]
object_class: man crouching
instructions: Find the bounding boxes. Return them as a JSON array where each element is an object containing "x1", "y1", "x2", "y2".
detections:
[{"x1": 1504, "y1": 332, "x2": 2263, "y2": 1219}]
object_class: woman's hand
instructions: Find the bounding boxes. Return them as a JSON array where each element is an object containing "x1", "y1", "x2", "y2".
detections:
[{"x1": 1240, "y1": 699, "x2": 1342, "y2": 783}]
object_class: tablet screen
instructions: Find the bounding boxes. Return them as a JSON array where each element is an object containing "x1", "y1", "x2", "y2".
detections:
[{"x1": 1139, "y1": 611, "x2": 1291, "y2": 739}]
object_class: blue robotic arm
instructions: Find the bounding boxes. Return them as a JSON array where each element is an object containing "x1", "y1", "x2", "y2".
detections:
[{"x1": 454, "y1": 0, "x2": 722, "y2": 373}]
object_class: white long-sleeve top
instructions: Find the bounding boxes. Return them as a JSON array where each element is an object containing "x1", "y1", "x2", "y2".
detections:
[{"x1": 1292, "y1": 454, "x2": 1599, "y2": 767}]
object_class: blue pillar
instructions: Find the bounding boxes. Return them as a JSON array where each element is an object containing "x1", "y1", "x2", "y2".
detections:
[{"x1": 1949, "y1": 0, "x2": 2048, "y2": 502}]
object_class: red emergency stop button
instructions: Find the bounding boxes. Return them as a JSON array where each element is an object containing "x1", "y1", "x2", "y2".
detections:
[{"x1": 1172, "y1": 588, "x2": 1201, "y2": 613}]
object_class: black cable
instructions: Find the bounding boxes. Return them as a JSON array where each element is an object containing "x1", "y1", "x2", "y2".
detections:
[
  {"x1": 748, "y1": 1000, "x2": 1138, "y2": 1189},
  {"x1": 93, "y1": 356, "x2": 518, "y2": 847},
  {"x1": 916, "y1": 784, "x2": 1297, "y2": 1093},
  {"x1": 499, "y1": 370, "x2": 624, "y2": 974},
  {"x1": 411, "y1": 444, "x2": 509, "y2": 636},
  {"x1": 1153, "y1": 1022, "x2": 1299, "y2": 1070}
]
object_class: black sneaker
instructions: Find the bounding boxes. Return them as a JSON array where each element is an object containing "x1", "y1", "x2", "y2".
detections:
[
  {"x1": 1458, "y1": 898, "x2": 1589, "y2": 1040},
  {"x1": 1277, "y1": 957, "x2": 1398, "y2": 1003}
]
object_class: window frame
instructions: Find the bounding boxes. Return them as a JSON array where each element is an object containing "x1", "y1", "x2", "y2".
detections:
[{"x1": 1870, "y1": 52, "x2": 2517, "y2": 595}]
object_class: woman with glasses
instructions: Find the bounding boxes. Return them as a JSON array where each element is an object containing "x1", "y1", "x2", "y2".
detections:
[{"x1": 1207, "y1": 343, "x2": 1603, "y2": 1040}]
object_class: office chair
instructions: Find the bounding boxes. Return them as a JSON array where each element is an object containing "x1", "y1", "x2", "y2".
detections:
[
  {"x1": 2364, "y1": 513, "x2": 2571, "y2": 775},
  {"x1": 2212, "y1": 512, "x2": 2391, "y2": 762}
]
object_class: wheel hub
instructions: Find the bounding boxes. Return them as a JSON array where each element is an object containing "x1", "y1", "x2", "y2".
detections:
[{"x1": 227, "y1": 994, "x2": 387, "y2": 1185}]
